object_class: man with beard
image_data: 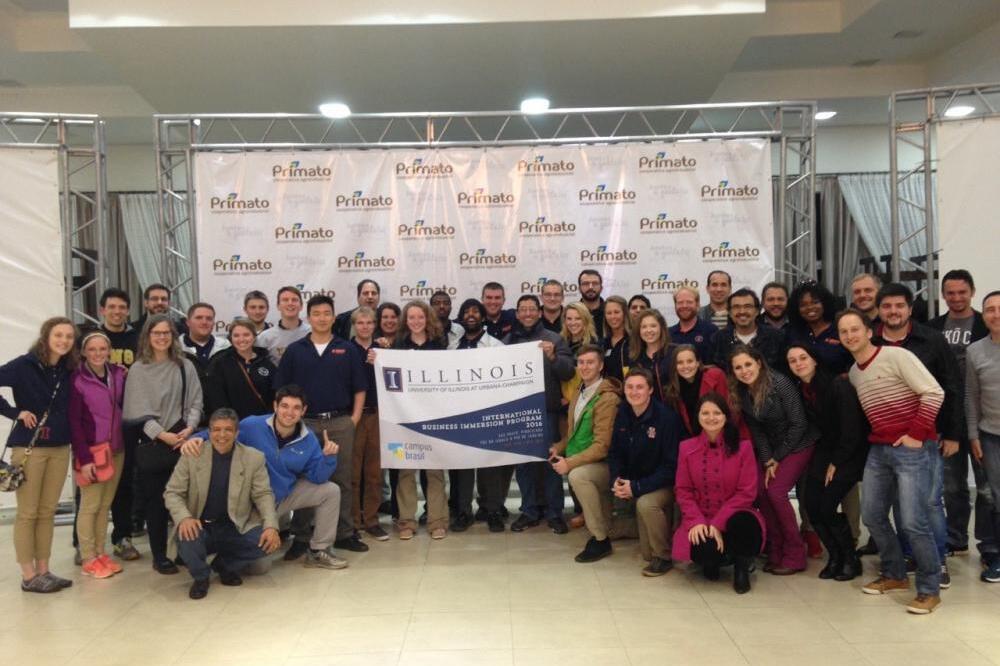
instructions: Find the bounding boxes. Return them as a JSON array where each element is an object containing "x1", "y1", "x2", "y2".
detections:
[
  {"x1": 760, "y1": 282, "x2": 790, "y2": 332},
  {"x1": 709, "y1": 288, "x2": 785, "y2": 369},
  {"x1": 133, "y1": 283, "x2": 187, "y2": 334},
  {"x1": 850, "y1": 273, "x2": 882, "y2": 323},
  {"x1": 447, "y1": 299, "x2": 505, "y2": 531},
  {"x1": 668, "y1": 287, "x2": 718, "y2": 363},
  {"x1": 334, "y1": 280, "x2": 381, "y2": 340},
  {"x1": 578, "y1": 270, "x2": 606, "y2": 336},
  {"x1": 430, "y1": 290, "x2": 464, "y2": 348}
]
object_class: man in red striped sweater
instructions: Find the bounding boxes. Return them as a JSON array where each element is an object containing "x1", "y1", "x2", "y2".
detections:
[{"x1": 837, "y1": 309, "x2": 945, "y2": 614}]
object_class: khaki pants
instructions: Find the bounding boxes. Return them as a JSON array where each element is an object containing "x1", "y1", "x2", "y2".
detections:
[
  {"x1": 77, "y1": 452, "x2": 125, "y2": 560},
  {"x1": 397, "y1": 469, "x2": 448, "y2": 531},
  {"x1": 568, "y1": 462, "x2": 611, "y2": 540},
  {"x1": 12, "y1": 445, "x2": 70, "y2": 564},
  {"x1": 351, "y1": 412, "x2": 382, "y2": 529},
  {"x1": 635, "y1": 487, "x2": 674, "y2": 560},
  {"x1": 301, "y1": 415, "x2": 355, "y2": 540}
]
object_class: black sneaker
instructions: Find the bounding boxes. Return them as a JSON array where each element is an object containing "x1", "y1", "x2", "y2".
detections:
[
  {"x1": 856, "y1": 536, "x2": 878, "y2": 557},
  {"x1": 945, "y1": 543, "x2": 969, "y2": 557},
  {"x1": 548, "y1": 517, "x2": 569, "y2": 535},
  {"x1": 487, "y1": 512, "x2": 505, "y2": 533},
  {"x1": 510, "y1": 515, "x2": 541, "y2": 532},
  {"x1": 574, "y1": 537, "x2": 612, "y2": 563},
  {"x1": 189, "y1": 578, "x2": 210, "y2": 600},
  {"x1": 283, "y1": 540, "x2": 309, "y2": 562},
  {"x1": 940, "y1": 564, "x2": 951, "y2": 589},
  {"x1": 474, "y1": 506, "x2": 488, "y2": 522},
  {"x1": 642, "y1": 557, "x2": 673, "y2": 577},
  {"x1": 450, "y1": 513, "x2": 473, "y2": 533},
  {"x1": 153, "y1": 560, "x2": 179, "y2": 575},
  {"x1": 364, "y1": 525, "x2": 390, "y2": 541},
  {"x1": 334, "y1": 534, "x2": 370, "y2": 553}
]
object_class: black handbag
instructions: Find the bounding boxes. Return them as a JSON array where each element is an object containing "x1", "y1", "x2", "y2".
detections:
[{"x1": 135, "y1": 365, "x2": 188, "y2": 475}]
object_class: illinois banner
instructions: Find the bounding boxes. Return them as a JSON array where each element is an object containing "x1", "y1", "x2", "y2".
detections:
[{"x1": 374, "y1": 345, "x2": 548, "y2": 469}]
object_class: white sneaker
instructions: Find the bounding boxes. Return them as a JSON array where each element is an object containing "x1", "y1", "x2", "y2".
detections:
[{"x1": 304, "y1": 548, "x2": 348, "y2": 570}]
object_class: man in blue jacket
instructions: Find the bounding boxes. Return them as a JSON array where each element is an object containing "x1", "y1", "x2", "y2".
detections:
[{"x1": 181, "y1": 384, "x2": 347, "y2": 570}]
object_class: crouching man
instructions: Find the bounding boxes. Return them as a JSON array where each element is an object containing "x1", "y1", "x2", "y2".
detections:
[{"x1": 164, "y1": 408, "x2": 280, "y2": 599}]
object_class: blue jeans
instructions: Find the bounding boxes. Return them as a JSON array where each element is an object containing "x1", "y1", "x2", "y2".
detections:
[
  {"x1": 897, "y1": 444, "x2": 948, "y2": 564},
  {"x1": 515, "y1": 461, "x2": 565, "y2": 521},
  {"x1": 862, "y1": 441, "x2": 940, "y2": 595},
  {"x1": 177, "y1": 520, "x2": 267, "y2": 582},
  {"x1": 976, "y1": 431, "x2": 1000, "y2": 550}
]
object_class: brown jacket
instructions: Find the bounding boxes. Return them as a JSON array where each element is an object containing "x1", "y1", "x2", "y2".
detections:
[{"x1": 554, "y1": 377, "x2": 622, "y2": 469}]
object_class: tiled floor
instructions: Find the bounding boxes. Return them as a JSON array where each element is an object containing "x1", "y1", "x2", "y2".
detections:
[{"x1": 4, "y1": 520, "x2": 1000, "y2": 666}]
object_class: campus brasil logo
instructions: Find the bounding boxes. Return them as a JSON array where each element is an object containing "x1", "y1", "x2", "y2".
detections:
[
  {"x1": 702, "y1": 241, "x2": 762, "y2": 263},
  {"x1": 336, "y1": 251, "x2": 397, "y2": 272},
  {"x1": 519, "y1": 277, "x2": 579, "y2": 295},
  {"x1": 274, "y1": 222, "x2": 334, "y2": 243},
  {"x1": 293, "y1": 283, "x2": 337, "y2": 300},
  {"x1": 639, "y1": 212, "x2": 698, "y2": 234},
  {"x1": 700, "y1": 180, "x2": 759, "y2": 200},
  {"x1": 579, "y1": 245, "x2": 638, "y2": 265},
  {"x1": 394, "y1": 157, "x2": 454, "y2": 178},
  {"x1": 516, "y1": 155, "x2": 575, "y2": 175},
  {"x1": 212, "y1": 254, "x2": 272, "y2": 275},
  {"x1": 459, "y1": 248, "x2": 518, "y2": 269},
  {"x1": 518, "y1": 215, "x2": 576, "y2": 237},
  {"x1": 271, "y1": 160, "x2": 332, "y2": 181},
  {"x1": 640, "y1": 273, "x2": 700, "y2": 294},
  {"x1": 334, "y1": 190, "x2": 393, "y2": 211},
  {"x1": 578, "y1": 183, "x2": 636, "y2": 205},
  {"x1": 387, "y1": 443, "x2": 406, "y2": 460},
  {"x1": 208, "y1": 191, "x2": 270, "y2": 213},
  {"x1": 456, "y1": 187, "x2": 515, "y2": 208},
  {"x1": 397, "y1": 219, "x2": 456, "y2": 240},
  {"x1": 399, "y1": 280, "x2": 458, "y2": 299},
  {"x1": 638, "y1": 150, "x2": 697, "y2": 172}
]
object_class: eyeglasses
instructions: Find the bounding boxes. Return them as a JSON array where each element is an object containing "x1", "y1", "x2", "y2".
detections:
[{"x1": 149, "y1": 331, "x2": 172, "y2": 337}]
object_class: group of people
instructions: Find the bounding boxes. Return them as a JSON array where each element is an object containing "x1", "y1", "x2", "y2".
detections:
[{"x1": 2, "y1": 266, "x2": 998, "y2": 614}]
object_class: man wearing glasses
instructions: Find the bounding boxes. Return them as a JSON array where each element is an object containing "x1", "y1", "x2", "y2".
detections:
[{"x1": 709, "y1": 288, "x2": 786, "y2": 370}]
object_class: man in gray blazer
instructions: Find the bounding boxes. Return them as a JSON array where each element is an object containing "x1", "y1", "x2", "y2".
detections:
[{"x1": 164, "y1": 408, "x2": 281, "y2": 599}]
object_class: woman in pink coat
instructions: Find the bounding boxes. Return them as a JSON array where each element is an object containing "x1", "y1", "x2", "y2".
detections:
[{"x1": 673, "y1": 392, "x2": 765, "y2": 594}]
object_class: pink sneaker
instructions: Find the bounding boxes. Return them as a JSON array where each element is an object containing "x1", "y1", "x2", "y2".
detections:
[
  {"x1": 81, "y1": 558, "x2": 113, "y2": 579},
  {"x1": 98, "y1": 554, "x2": 123, "y2": 574}
]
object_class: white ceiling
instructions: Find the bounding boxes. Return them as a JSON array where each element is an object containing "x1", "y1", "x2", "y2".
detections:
[{"x1": 1, "y1": 0, "x2": 999, "y2": 143}]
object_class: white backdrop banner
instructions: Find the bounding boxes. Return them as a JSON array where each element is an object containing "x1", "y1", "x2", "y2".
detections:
[
  {"x1": 937, "y1": 118, "x2": 1000, "y2": 306},
  {"x1": 0, "y1": 148, "x2": 65, "y2": 509},
  {"x1": 194, "y1": 141, "x2": 774, "y2": 327}
]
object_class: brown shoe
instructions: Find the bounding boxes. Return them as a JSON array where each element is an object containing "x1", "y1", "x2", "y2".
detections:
[
  {"x1": 862, "y1": 576, "x2": 910, "y2": 595},
  {"x1": 568, "y1": 514, "x2": 586, "y2": 529},
  {"x1": 769, "y1": 566, "x2": 804, "y2": 576},
  {"x1": 906, "y1": 593, "x2": 940, "y2": 614},
  {"x1": 430, "y1": 528, "x2": 447, "y2": 540},
  {"x1": 398, "y1": 527, "x2": 415, "y2": 540}
]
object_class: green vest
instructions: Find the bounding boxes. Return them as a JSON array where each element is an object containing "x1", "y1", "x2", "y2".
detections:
[{"x1": 566, "y1": 392, "x2": 602, "y2": 457}]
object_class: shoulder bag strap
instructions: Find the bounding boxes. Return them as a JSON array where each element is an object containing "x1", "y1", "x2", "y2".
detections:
[
  {"x1": 25, "y1": 375, "x2": 64, "y2": 456},
  {"x1": 236, "y1": 357, "x2": 266, "y2": 408}
]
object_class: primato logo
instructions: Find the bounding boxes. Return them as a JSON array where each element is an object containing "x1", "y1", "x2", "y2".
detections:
[
  {"x1": 516, "y1": 155, "x2": 575, "y2": 176},
  {"x1": 519, "y1": 277, "x2": 579, "y2": 295},
  {"x1": 518, "y1": 216, "x2": 576, "y2": 237},
  {"x1": 397, "y1": 219, "x2": 455, "y2": 241},
  {"x1": 578, "y1": 184, "x2": 637, "y2": 206},
  {"x1": 394, "y1": 158, "x2": 454, "y2": 179},
  {"x1": 271, "y1": 160, "x2": 332, "y2": 182},
  {"x1": 337, "y1": 251, "x2": 397, "y2": 273},
  {"x1": 456, "y1": 188, "x2": 515, "y2": 208},
  {"x1": 399, "y1": 280, "x2": 458, "y2": 299},
  {"x1": 702, "y1": 241, "x2": 762, "y2": 263},
  {"x1": 639, "y1": 213, "x2": 698, "y2": 234},
  {"x1": 700, "y1": 180, "x2": 759, "y2": 200},
  {"x1": 579, "y1": 245, "x2": 638, "y2": 266},
  {"x1": 294, "y1": 283, "x2": 337, "y2": 300},
  {"x1": 274, "y1": 223, "x2": 334, "y2": 243},
  {"x1": 459, "y1": 248, "x2": 518, "y2": 269},
  {"x1": 640, "y1": 273, "x2": 700, "y2": 294},
  {"x1": 334, "y1": 190, "x2": 394, "y2": 211},
  {"x1": 209, "y1": 192, "x2": 270, "y2": 214},
  {"x1": 638, "y1": 151, "x2": 697, "y2": 172},
  {"x1": 212, "y1": 255, "x2": 272, "y2": 275}
]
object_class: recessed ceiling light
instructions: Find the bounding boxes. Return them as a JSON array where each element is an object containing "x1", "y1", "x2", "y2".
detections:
[
  {"x1": 944, "y1": 105, "x2": 975, "y2": 118},
  {"x1": 520, "y1": 97, "x2": 550, "y2": 114},
  {"x1": 815, "y1": 111, "x2": 837, "y2": 120},
  {"x1": 319, "y1": 102, "x2": 351, "y2": 119}
]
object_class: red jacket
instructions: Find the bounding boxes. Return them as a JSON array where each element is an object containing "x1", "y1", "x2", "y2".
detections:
[
  {"x1": 675, "y1": 366, "x2": 751, "y2": 440},
  {"x1": 672, "y1": 433, "x2": 765, "y2": 562}
]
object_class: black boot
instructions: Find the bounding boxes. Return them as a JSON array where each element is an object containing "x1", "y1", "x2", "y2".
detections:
[
  {"x1": 813, "y1": 523, "x2": 842, "y2": 580},
  {"x1": 832, "y1": 517, "x2": 862, "y2": 581},
  {"x1": 733, "y1": 556, "x2": 752, "y2": 594}
]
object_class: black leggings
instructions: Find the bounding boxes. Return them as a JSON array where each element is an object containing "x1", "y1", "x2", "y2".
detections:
[
  {"x1": 138, "y1": 467, "x2": 174, "y2": 564},
  {"x1": 803, "y1": 476, "x2": 855, "y2": 531},
  {"x1": 690, "y1": 511, "x2": 763, "y2": 567}
]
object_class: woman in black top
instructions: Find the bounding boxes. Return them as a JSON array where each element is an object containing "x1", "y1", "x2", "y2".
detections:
[
  {"x1": 628, "y1": 308, "x2": 674, "y2": 403},
  {"x1": 602, "y1": 295, "x2": 631, "y2": 381},
  {"x1": 786, "y1": 343, "x2": 869, "y2": 581},
  {"x1": 204, "y1": 319, "x2": 275, "y2": 419},
  {"x1": 728, "y1": 344, "x2": 817, "y2": 575},
  {"x1": 375, "y1": 302, "x2": 402, "y2": 348},
  {"x1": 786, "y1": 281, "x2": 853, "y2": 375},
  {"x1": 627, "y1": 294, "x2": 651, "y2": 328}
]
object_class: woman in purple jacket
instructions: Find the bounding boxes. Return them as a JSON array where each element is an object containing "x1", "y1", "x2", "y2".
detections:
[
  {"x1": 69, "y1": 331, "x2": 127, "y2": 579},
  {"x1": 673, "y1": 393, "x2": 765, "y2": 594}
]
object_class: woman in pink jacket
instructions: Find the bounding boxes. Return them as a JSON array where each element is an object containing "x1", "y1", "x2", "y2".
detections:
[
  {"x1": 69, "y1": 331, "x2": 127, "y2": 579},
  {"x1": 673, "y1": 392, "x2": 765, "y2": 594}
]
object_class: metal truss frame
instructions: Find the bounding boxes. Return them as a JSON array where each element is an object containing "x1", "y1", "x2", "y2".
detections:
[
  {"x1": 889, "y1": 82, "x2": 1000, "y2": 318},
  {"x1": 154, "y1": 102, "x2": 817, "y2": 302},
  {"x1": 0, "y1": 113, "x2": 108, "y2": 325}
]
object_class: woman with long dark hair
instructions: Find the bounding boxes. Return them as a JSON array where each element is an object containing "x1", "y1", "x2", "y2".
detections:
[
  {"x1": 674, "y1": 393, "x2": 765, "y2": 593},
  {"x1": 204, "y1": 318, "x2": 275, "y2": 419},
  {"x1": 602, "y1": 295, "x2": 631, "y2": 381},
  {"x1": 664, "y1": 344, "x2": 730, "y2": 438},
  {"x1": 375, "y1": 302, "x2": 402, "y2": 348},
  {"x1": 0, "y1": 317, "x2": 78, "y2": 592},
  {"x1": 786, "y1": 343, "x2": 869, "y2": 580},
  {"x1": 787, "y1": 281, "x2": 853, "y2": 375},
  {"x1": 628, "y1": 309, "x2": 674, "y2": 403},
  {"x1": 627, "y1": 294, "x2": 651, "y2": 327},
  {"x1": 123, "y1": 314, "x2": 203, "y2": 574},
  {"x1": 728, "y1": 344, "x2": 817, "y2": 575}
]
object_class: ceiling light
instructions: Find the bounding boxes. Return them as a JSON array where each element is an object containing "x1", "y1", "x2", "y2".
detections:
[
  {"x1": 520, "y1": 97, "x2": 550, "y2": 114},
  {"x1": 851, "y1": 59, "x2": 880, "y2": 68},
  {"x1": 319, "y1": 102, "x2": 351, "y2": 119},
  {"x1": 893, "y1": 30, "x2": 923, "y2": 39},
  {"x1": 814, "y1": 111, "x2": 837, "y2": 120},
  {"x1": 944, "y1": 105, "x2": 975, "y2": 118}
]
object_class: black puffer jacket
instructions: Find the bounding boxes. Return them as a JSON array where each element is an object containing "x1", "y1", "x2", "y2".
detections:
[{"x1": 204, "y1": 347, "x2": 276, "y2": 420}]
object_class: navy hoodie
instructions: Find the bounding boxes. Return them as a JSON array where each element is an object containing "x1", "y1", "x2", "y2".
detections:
[{"x1": 0, "y1": 353, "x2": 72, "y2": 446}]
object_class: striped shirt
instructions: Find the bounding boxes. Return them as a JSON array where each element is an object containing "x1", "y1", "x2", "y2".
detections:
[{"x1": 848, "y1": 345, "x2": 944, "y2": 444}]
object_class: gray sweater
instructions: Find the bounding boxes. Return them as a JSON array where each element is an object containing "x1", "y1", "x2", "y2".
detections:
[
  {"x1": 257, "y1": 320, "x2": 310, "y2": 365},
  {"x1": 123, "y1": 358, "x2": 203, "y2": 440},
  {"x1": 965, "y1": 336, "x2": 1000, "y2": 439}
]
